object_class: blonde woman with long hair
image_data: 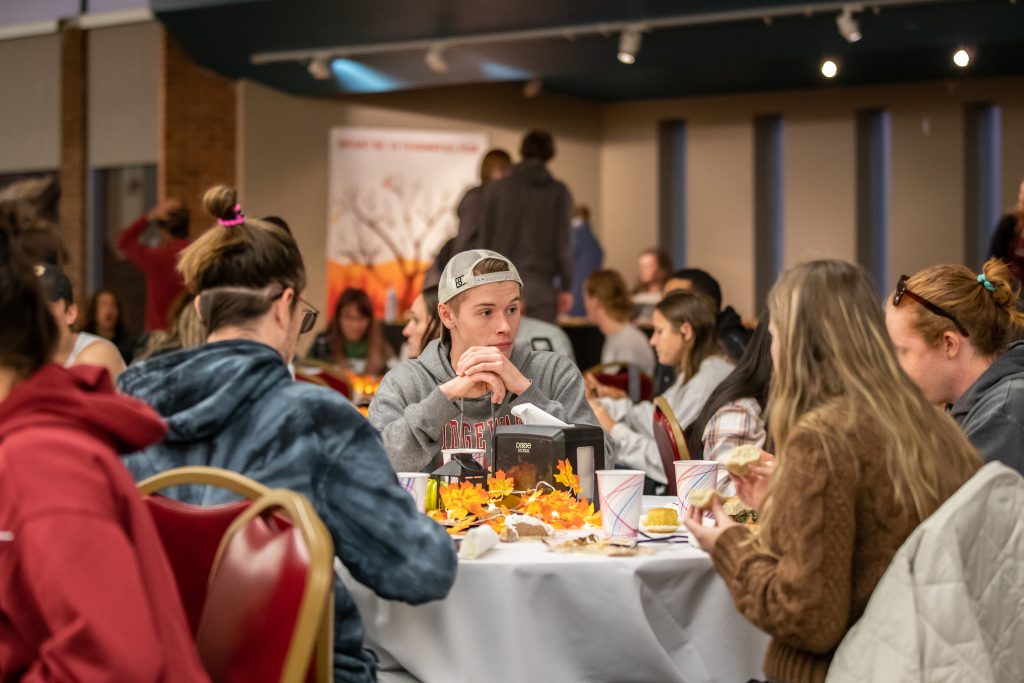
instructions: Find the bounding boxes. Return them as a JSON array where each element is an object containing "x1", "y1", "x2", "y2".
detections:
[{"x1": 685, "y1": 260, "x2": 981, "y2": 683}]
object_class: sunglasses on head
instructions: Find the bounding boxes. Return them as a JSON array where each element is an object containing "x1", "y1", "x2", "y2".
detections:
[{"x1": 893, "y1": 275, "x2": 969, "y2": 337}]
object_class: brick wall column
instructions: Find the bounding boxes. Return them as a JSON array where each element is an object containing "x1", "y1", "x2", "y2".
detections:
[
  {"x1": 59, "y1": 26, "x2": 87, "y2": 297},
  {"x1": 160, "y1": 30, "x2": 236, "y2": 237}
]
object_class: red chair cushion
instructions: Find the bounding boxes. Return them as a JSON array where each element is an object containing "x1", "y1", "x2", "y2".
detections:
[
  {"x1": 143, "y1": 496, "x2": 252, "y2": 635},
  {"x1": 653, "y1": 408, "x2": 680, "y2": 496},
  {"x1": 594, "y1": 371, "x2": 653, "y2": 402},
  {"x1": 197, "y1": 512, "x2": 311, "y2": 683}
]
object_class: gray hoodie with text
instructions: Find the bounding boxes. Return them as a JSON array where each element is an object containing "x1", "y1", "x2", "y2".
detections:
[{"x1": 369, "y1": 339, "x2": 612, "y2": 472}]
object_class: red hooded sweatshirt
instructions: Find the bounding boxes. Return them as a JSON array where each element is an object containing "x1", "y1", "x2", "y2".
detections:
[{"x1": 0, "y1": 365, "x2": 209, "y2": 682}]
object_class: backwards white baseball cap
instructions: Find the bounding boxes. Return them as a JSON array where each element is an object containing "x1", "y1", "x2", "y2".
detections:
[{"x1": 437, "y1": 249, "x2": 523, "y2": 304}]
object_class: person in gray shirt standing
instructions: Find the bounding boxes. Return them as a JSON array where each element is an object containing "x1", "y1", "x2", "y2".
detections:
[
  {"x1": 370, "y1": 249, "x2": 610, "y2": 472},
  {"x1": 478, "y1": 131, "x2": 573, "y2": 323}
]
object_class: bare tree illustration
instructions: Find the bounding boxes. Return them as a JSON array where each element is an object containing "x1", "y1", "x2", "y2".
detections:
[{"x1": 338, "y1": 177, "x2": 455, "y2": 309}]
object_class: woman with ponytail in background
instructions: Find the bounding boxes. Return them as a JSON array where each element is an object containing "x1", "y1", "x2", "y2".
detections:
[
  {"x1": 118, "y1": 185, "x2": 456, "y2": 683},
  {"x1": 886, "y1": 258, "x2": 1024, "y2": 474},
  {"x1": 0, "y1": 225, "x2": 208, "y2": 681}
]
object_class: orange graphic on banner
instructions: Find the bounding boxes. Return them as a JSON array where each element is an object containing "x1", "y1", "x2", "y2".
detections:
[{"x1": 327, "y1": 259, "x2": 430, "y2": 320}]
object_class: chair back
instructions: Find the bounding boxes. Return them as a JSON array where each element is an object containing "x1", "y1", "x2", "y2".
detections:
[
  {"x1": 652, "y1": 396, "x2": 689, "y2": 495},
  {"x1": 139, "y1": 467, "x2": 270, "y2": 634},
  {"x1": 197, "y1": 490, "x2": 334, "y2": 683}
]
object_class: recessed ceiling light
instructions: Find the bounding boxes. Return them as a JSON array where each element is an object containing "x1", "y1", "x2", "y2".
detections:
[
  {"x1": 953, "y1": 48, "x2": 971, "y2": 68},
  {"x1": 821, "y1": 59, "x2": 839, "y2": 78}
]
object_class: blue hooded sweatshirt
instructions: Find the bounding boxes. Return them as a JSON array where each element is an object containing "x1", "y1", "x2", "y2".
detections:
[{"x1": 118, "y1": 339, "x2": 457, "y2": 683}]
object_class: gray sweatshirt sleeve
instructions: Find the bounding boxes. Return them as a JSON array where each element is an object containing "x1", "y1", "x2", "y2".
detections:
[
  {"x1": 369, "y1": 367, "x2": 460, "y2": 472},
  {"x1": 511, "y1": 353, "x2": 616, "y2": 465},
  {"x1": 960, "y1": 401, "x2": 1024, "y2": 474}
]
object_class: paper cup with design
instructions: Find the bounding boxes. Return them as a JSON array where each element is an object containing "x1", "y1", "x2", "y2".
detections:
[
  {"x1": 674, "y1": 460, "x2": 720, "y2": 515},
  {"x1": 441, "y1": 448, "x2": 488, "y2": 469},
  {"x1": 396, "y1": 472, "x2": 429, "y2": 513},
  {"x1": 596, "y1": 469, "x2": 645, "y2": 538}
]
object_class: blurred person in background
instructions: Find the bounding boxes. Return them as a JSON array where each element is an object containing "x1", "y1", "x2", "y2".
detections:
[
  {"x1": 987, "y1": 177, "x2": 1024, "y2": 282},
  {"x1": 569, "y1": 205, "x2": 604, "y2": 317},
  {"x1": 584, "y1": 269, "x2": 655, "y2": 375},
  {"x1": 664, "y1": 267, "x2": 751, "y2": 362},
  {"x1": 36, "y1": 263, "x2": 126, "y2": 381},
  {"x1": 402, "y1": 285, "x2": 441, "y2": 360},
  {"x1": 309, "y1": 287, "x2": 396, "y2": 375},
  {"x1": 632, "y1": 247, "x2": 672, "y2": 325},
  {"x1": 116, "y1": 197, "x2": 190, "y2": 332},
  {"x1": 79, "y1": 288, "x2": 137, "y2": 364}
]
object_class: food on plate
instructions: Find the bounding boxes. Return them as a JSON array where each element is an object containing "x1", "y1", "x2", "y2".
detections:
[
  {"x1": 723, "y1": 444, "x2": 763, "y2": 477},
  {"x1": 542, "y1": 534, "x2": 646, "y2": 557},
  {"x1": 687, "y1": 487, "x2": 724, "y2": 511},
  {"x1": 645, "y1": 507, "x2": 678, "y2": 527},
  {"x1": 499, "y1": 513, "x2": 554, "y2": 542}
]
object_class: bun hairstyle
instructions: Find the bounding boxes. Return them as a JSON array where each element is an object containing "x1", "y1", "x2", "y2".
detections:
[
  {"x1": 0, "y1": 225, "x2": 59, "y2": 375},
  {"x1": 177, "y1": 185, "x2": 307, "y2": 336},
  {"x1": 894, "y1": 258, "x2": 1024, "y2": 356},
  {"x1": 654, "y1": 289, "x2": 721, "y2": 381}
]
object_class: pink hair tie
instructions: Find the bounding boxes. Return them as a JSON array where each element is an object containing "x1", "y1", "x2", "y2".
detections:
[{"x1": 218, "y1": 204, "x2": 246, "y2": 227}]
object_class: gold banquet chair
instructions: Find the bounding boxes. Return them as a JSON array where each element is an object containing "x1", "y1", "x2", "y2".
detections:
[
  {"x1": 139, "y1": 467, "x2": 335, "y2": 683},
  {"x1": 652, "y1": 396, "x2": 690, "y2": 496}
]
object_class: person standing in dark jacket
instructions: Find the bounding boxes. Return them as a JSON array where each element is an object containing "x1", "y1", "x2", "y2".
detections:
[
  {"x1": 478, "y1": 130, "x2": 573, "y2": 323},
  {"x1": 886, "y1": 258, "x2": 1024, "y2": 474},
  {"x1": 119, "y1": 184, "x2": 457, "y2": 683}
]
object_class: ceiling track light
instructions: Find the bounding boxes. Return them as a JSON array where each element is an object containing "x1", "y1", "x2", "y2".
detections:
[
  {"x1": 836, "y1": 7, "x2": 862, "y2": 43},
  {"x1": 425, "y1": 43, "x2": 448, "y2": 74},
  {"x1": 307, "y1": 55, "x2": 331, "y2": 80},
  {"x1": 617, "y1": 26, "x2": 642, "y2": 64}
]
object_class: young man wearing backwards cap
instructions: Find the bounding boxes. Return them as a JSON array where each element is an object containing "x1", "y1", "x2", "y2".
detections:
[{"x1": 369, "y1": 249, "x2": 611, "y2": 472}]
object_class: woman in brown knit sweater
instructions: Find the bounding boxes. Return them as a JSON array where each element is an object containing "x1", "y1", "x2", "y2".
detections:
[{"x1": 685, "y1": 260, "x2": 981, "y2": 683}]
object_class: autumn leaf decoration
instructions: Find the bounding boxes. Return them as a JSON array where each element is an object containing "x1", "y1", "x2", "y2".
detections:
[
  {"x1": 431, "y1": 465, "x2": 600, "y2": 535},
  {"x1": 553, "y1": 459, "x2": 580, "y2": 496}
]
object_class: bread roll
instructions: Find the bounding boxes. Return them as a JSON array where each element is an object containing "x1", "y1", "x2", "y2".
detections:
[
  {"x1": 724, "y1": 444, "x2": 763, "y2": 477},
  {"x1": 687, "y1": 488, "x2": 724, "y2": 511}
]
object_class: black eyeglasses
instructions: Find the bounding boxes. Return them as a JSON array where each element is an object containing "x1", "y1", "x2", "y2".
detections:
[
  {"x1": 298, "y1": 297, "x2": 319, "y2": 335},
  {"x1": 893, "y1": 275, "x2": 970, "y2": 337}
]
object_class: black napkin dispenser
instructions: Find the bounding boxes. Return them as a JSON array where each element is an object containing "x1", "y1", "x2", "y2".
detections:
[{"x1": 493, "y1": 424, "x2": 605, "y2": 500}]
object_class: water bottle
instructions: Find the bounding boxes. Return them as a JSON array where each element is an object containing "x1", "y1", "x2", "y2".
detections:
[{"x1": 384, "y1": 288, "x2": 397, "y2": 323}]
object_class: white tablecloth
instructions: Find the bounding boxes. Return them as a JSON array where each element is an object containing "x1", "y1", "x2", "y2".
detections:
[{"x1": 341, "y1": 496, "x2": 769, "y2": 683}]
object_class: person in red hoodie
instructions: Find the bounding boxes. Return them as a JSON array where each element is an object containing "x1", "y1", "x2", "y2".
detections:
[
  {"x1": 117, "y1": 198, "x2": 191, "y2": 331},
  {"x1": 0, "y1": 226, "x2": 209, "y2": 682}
]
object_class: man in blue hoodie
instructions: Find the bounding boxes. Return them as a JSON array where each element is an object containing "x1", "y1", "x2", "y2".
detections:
[{"x1": 119, "y1": 189, "x2": 456, "y2": 683}]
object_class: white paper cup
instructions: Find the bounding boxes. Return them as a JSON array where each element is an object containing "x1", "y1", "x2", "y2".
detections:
[
  {"x1": 674, "y1": 460, "x2": 720, "y2": 515},
  {"x1": 441, "y1": 448, "x2": 488, "y2": 469},
  {"x1": 396, "y1": 472, "x2": 429, "y2": 513},
  {"x1": 596, "y1": 469, "x2": 645, "y2": 538}
]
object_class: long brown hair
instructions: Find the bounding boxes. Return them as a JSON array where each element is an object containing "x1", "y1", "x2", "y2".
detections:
[
  {"x1": 0, "y1": 226, "x2": 58, "y2": 375},
  {"x1": 654, "y1": 290, "x2": 720, "y2": 381},
  {"x1": 762, "y1": 260, "x2": 980, "y2": 554},
  {"x1": 79, "y1": 289, "x2": 127, "y2": 340},
  {"x1": 327, "y1": 288, "x2": 389, "y2": 375},
  {"x1": 178, "y1": 185, "x2": 306, "y2": 337},
  {"x1": 889, "y1": 257, "x2": 1024, "y2": 357},
  {"x1": 420, "y1": 285, "x2": 442, "y2": 352}
]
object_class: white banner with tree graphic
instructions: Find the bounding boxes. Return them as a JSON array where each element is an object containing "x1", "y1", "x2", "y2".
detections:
[{"x1": 327, "y1": 126, "x2": 487, "y2": 319}]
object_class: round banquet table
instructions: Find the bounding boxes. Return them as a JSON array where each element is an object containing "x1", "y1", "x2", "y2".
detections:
[{"x1": 338, "y1": 496, "x2": 770, "y2": 683}]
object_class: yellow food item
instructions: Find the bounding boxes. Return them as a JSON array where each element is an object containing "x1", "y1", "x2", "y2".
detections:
[
  {"x1": 687, "y1": 488, "x2": 724, "y2": 511},
  {"x1": 645, "y1": 507, "x2": 678, "y2": 527},
  {"x1": 723, "y1": 445, "x2": 763, "y2": 477}
]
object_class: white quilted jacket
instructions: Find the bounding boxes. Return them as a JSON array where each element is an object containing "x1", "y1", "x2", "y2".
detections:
[{"x1": 827, "y1": 462, "x2": 1024, "y2": 683}]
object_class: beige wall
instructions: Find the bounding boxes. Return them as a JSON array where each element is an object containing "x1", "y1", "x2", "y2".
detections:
[
  {"x1": 87, "y1": 21, "x2": 159, "y2": 167},
  {"x1": 601, "y1": 77, "x2": 1024, "y2": 319},
  {"x1": 0, "y1": 34, "x2": 60, "y2": 172},
  {"x1": 238, "y1": 80, "x2": 603, "y2": 328}
]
